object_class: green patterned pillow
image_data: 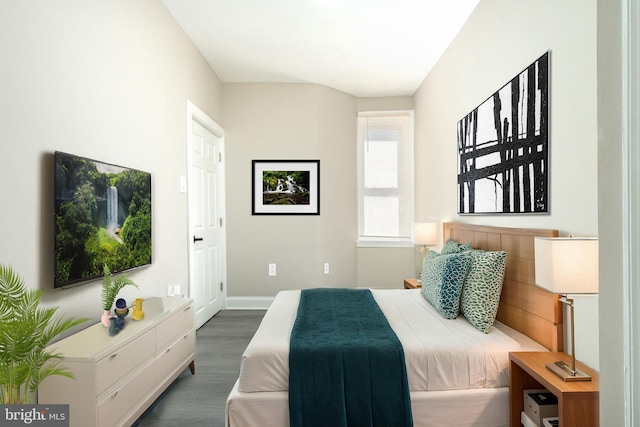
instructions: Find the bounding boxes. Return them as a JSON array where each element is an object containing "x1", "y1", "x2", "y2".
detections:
[
  {"x1": 441, "y1": 238, "x2": 472, "y2": 255},
  {"x1": 420, "y1": 250, "x2": 472, "y2": 319},
  {"x1": 460, "y1": 250, "x2": 507, "y2": 333},
  {"x1": 419, "y1": 249, "x2": 439, "y2": 281}
]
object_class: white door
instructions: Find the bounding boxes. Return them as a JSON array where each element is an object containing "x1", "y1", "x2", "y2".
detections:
[{"x1": 187, "y1": 103, "x2": 226, "y2": 329}]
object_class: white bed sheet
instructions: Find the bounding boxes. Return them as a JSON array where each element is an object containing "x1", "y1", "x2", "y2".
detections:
[
  {"x1": 227, "y1": 379, "x2": 511, "y2": 427},
  {"x1": 238, "y1": 289, "x2": 546, "y2": 393}
]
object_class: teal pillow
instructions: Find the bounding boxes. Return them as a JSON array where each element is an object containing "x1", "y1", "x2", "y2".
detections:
[
  {"x1": 441, "y1": 238, "x2": 472, "y2": 255},
  {"x1": 460, "y1": 250, "x2": 507, "y2": 333},
  {"x1": 420, "y1": 251, "x2": 472, "y2": 319}
]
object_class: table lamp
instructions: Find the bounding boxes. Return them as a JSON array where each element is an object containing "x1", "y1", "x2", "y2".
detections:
[
  {"x1": 412, "y1": 222, "x2": 438, "y2": 254},
  {"x1": 533, "y1": 236, "x2": 599, "y2": 381}
]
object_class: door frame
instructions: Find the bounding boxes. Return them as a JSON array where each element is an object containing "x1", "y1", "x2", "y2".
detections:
[
  {"x1": 623, "y1": 0, "x2": 640, "y2": 423},
  {"x1": 186, "y1": 100, "x2": 227, "y2": 310}
]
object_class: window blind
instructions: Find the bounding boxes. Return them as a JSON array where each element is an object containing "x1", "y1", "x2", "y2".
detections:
[{"x1": 357, "y1": 111, "x2": 413, "y2": 241}]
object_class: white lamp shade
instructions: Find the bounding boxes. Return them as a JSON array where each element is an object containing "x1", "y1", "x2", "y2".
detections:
[
  {"x1": 412, "y1": 222, "x2": 438, "y2": 246},
  {"x1": 534, "y1": 237, "x2": 599, "y2": 294}
]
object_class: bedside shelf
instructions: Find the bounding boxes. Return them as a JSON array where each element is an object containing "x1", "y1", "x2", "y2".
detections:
[
  {"x1": 510, "y1": 352, "x2": 599, "y2": 427},
  {"x1": 403, "y1": 278, "x2": 421, "y2": 289}
]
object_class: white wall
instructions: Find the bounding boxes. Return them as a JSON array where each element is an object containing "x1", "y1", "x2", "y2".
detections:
[
  {"x1": 413, "y1": 0, "x2": 599, "y2": 369},
  {"x1": 0, "y1": 0, "x2": 222, "y2": 328},
  {"x1": 222, "y1": 83, "x2": 359, "y2": 298},
  {"x1": 221, "y1": 85, "x2": 417, "y2": 299}
]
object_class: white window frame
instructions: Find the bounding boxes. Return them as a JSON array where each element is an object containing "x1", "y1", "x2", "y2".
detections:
[{"x1": 356, "y1": 110, "x2": 414, "y2": 248}]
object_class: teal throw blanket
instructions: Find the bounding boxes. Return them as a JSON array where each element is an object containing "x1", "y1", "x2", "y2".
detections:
[{"x1": 289, "y1": 288, "x2": 413, "y2": 427}]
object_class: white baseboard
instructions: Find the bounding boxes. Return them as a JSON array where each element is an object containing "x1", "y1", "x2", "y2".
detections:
[{"x1": 225, "y1": 296, "x2": 274, "y2": 310}]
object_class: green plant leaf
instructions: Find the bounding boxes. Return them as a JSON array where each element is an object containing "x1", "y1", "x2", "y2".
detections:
[
  {"x1": 101, "y1": 264, "x2": 138, "y2": 310},
  {"x1": 0, "y1": 264, "x2": 89, "y2": 404}
]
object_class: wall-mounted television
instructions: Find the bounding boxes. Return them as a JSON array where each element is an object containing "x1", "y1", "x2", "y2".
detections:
[{"x1": 54, "y1": 151, "x2": 152, "y2": 288}]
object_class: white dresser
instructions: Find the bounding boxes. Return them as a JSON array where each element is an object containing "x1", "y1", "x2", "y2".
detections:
[{"x1": 38, "y1": 297, "x2": 195, "y2": 427}]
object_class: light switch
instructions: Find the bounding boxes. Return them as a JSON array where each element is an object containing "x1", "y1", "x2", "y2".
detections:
[{"x1": 179, "y1": 176, "x2": 187, "y2": 193}]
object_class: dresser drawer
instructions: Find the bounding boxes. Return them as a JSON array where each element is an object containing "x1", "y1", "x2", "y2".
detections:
[
  {"x1": 156, "y1": 329, "x2": 195, "y2": 381},
  {"x1": 156, "y1": 304, "x2": 194, "y2": 351},
  {"x1": 96, "y1": 329, "x2": 156, "y2": 395},
  {"x1": 97, "y1": 358, "x2": 156, "y2": 427}
]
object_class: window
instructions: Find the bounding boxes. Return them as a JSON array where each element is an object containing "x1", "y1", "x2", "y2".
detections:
[{"x1": 357, "y1": 111, "x2": 414, "y2": 246}]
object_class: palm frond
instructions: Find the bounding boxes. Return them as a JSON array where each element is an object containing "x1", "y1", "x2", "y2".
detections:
[
  {"x1": 101, "y1": 264, "x2": 113, "y2": 310},
  {"x1": 0, "y1": 263, "x2": 89, "y2": 404},
  {"x1": 0, "y1": 264, "x2": 26, "y2": 321},
  {"x1": 39, "y1": 315, "x2": 86, "y2": 347}
]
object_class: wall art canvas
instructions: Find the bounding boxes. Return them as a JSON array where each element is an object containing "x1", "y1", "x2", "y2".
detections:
[
  {"x1": 252, "y1": 160, "x2": 320, "y2": 215},
  {"x1": 457, "y1": 51, "x2": 549, "y2": 214}
]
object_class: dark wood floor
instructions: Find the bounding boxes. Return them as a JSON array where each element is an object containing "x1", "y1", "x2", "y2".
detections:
[{"x1": 134, "y1": 310, "x2": 265, "y2": 427}]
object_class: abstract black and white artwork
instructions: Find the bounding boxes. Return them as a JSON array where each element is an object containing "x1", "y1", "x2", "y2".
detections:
[{"x1": 457, "y1": 51, "x2": 549, "y2": 214}]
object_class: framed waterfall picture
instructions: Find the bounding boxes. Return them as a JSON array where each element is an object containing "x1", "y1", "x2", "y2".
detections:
[{"x1": 252, "y1": 160, "x2": 320, "y2": 215}]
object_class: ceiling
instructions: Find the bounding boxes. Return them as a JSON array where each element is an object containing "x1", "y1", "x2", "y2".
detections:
[{"x1": 160, "y1": 0, "x2": 480, "y2": 98}]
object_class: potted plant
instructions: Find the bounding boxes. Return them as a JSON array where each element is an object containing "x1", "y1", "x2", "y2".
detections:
[
  {"x1": 0, "y1": 264, "x2": 88, "y2": 404},
  {"x1": 100, "y1": 264, "x2": 138, "y2": 327}
]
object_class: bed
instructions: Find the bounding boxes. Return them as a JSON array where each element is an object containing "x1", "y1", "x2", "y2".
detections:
[{"x1": 225, "y1": 223, "x2": 562, "y2": 427}]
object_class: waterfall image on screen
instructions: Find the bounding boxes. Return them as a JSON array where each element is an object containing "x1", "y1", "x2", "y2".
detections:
[
  {"x1": 54, "y1": 152, "x2": 152, "y2": 288},
  {"x1": 106, "y1": 186, "x2": 122, "y2": 241}
]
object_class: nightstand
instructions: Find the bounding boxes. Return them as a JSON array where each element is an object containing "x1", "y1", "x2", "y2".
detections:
[
  {"x1": 403, "y1": 278, "x2": 421, "y2": 289},
  {"x1": 509, "y1": 352, "x2": 599, "y2": 427}
]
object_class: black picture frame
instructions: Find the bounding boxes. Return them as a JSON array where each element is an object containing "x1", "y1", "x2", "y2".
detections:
[
  {"x1": 457, "y1": 51, "x2": 550, "y2": 215},
  {"x1": 252, "y1": 160, "x2": 320, "y2": 215}
]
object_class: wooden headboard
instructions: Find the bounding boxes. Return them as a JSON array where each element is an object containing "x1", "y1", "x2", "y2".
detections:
[{"x1": 443, "y1": 222, "x2": 563, "y2": 352}]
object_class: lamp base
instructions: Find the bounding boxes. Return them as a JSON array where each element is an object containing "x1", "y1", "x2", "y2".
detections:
[{"x1": 545, "y1": 361, "x2": 592, "y2": 382}]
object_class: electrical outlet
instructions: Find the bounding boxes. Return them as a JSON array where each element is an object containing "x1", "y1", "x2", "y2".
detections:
[
  {"x1": 269, "y1": 263, "x2": 277, "y2": 276},
  {"x1": 324, "y1": 263, "x2": 330, "y2": 274}
]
